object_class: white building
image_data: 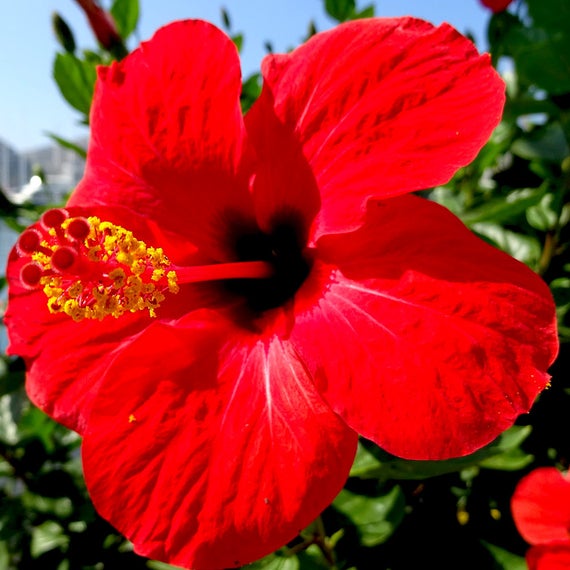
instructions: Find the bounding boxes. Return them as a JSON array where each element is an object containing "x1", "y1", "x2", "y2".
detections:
[
  {"x1": 0, "y1": 138, "x2": 32, "y2": 191},
  {"x1": 1, "y1": 137, "x2": 87, "y2": 351}
]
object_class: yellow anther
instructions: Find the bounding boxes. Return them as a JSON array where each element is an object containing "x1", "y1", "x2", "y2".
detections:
[
  {"x1": 131, "y1": 259, "x2": 146, "y2": 276},
  {"x1": 33, "y1": 250, "x2": 52, "y2": 267},
  {"x1": 47, "y1": 297, "x2": 62, "y2": 313},
  {"x1": 63, "y1": 299, "x2": 86, "y2": 322},
  {"x1": 109, "y1": 268, "x2": 126, "y2": 288},
  {"x1": 151, "y1": 268, "x2": 165, "y2": 281},
  {"x1": 88, "y1": 245, "x2": 101, "y2": 261},
  {"x1": 67, "y1": 281, "x2": 83, "y2": 298},
  {"x1": 44, "y1": 281, "x2": 63, "y2": 299},
  {"x1": 116, "y1": 250, "x2": 133, "y2": 266},
  {"x1": 167, "y1": 271, "x2": 179, "y2": 293}
]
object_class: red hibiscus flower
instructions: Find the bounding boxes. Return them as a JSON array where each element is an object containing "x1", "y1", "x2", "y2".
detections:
[
  {"x1": 6, "y1": 18, "x2": 558, "y2": 569},
  {"x1": 479, "y1": 0, "x2": 514, "y2": 13},
  {"x1": 512, "y1": 467, "x2": 570, "y2": 569}
]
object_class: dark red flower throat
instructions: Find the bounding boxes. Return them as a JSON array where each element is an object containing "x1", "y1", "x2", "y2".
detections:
[{"x1": 225, "y1": 213, "x2": 312, "y2": 312}]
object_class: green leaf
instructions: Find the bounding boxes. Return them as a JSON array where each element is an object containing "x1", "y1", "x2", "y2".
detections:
[
  {"x1": 460, "y1": 187, "x2": 546, "y2": 226},
  {"x1": 552, "y1": 277, "x2": 570, "y2": 330},
  {"x1": 506, "y1": 96, "x2": 560, "y2": 120},
  {"x1": 297, "y1": 544, "x2": 332, "y2": 569},
  {"x1": 350, "y1": 442, "x2": 383, "y2": 477},
  {"x1": 352, "y1": 426, "x2": 533, "y2": 480},
  {"x1": 552, "y1": 277, "x2": 570, "y2": 307},
  {"x1": 17, "y1": 405, "x2": 60, "y2": 453},
  {"x1": 512, "y1": 123, "x2": 570, "y2": 163},
  {"x1": 0, "y1": 542, "x2": 9, "y2": 570},
  {"x1": 472, "y1": 223, "x2": 542, "y2": 267},
  {"x1": 245, "y1": 552, "x2": 300, "y2": 570},
  {"x1": 45, "y1": 133, "x2": 87, "y2": 159},
  {"x1": 51, "y1": 12, "x2": 76, "y2": 54},
  {"x1": 352, "y1": 5, "x2": 375, "y2": 19},
  {"x1": 220, "y1": 7, "x2": 232, "y2": 31},
  {"x1": 110, "y1": 0, "x2": 139, "y2": 39},
  {"x1": 505, "y1": 24, "x2": 570, "y2": 94},
  {"x1": 526, "y1": 192, "x2": 560, "y2": 231},
  {"x1": 494, "y1": 425, "x2": 533, "y2": 449},
  {"x1": 53, "y1": 52, "x2": 97, "y2": 117},
  {"x1": 241, "y1": 73, "x2": 262, "y2": 113},
  {"x1": 429, "y1": 186, "x2": 464, "y2": 216},
  {"x1": 487, "y1": 11, "x2": 522, "y2": 62},
  {"x1": 333, "y1": 486, "x2": 405, "y2": 546},
  {"x1": 306, "y1": 20, "x2": 318, "y2": 39},
  {"x1": 231, "y1": 33, "x2": 244, "y2": 52},
  {"x1": 481, "y1": 541, "x2": 527, "y2": 570},
  {"x1": 31, "y1": 521, "x2": 69, "y2": 558},
  {"x1": 527, "y1": 0, "x2": 570, "y2": 39},
  {"x1": 324, "y1": 0, "x2": 356, "y2": 22},
  {"x1": 147, "y1": 561, "x2": 189, "y2": 570},
  {"x1": 478, "y1": 448, "x2": 534, "y2": 471}
]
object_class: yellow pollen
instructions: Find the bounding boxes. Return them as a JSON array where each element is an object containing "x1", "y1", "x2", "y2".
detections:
[
  {"x1": 33, "y1": 216, "x2": 178, "y2": 322},
  {"x1": 167, "y1": 271, "x2": 179, "y2": 294},
  {"x1": 88, "y1": 245, "x2": 101, "y2": 261},
  {"x1": 32, "y1": 250, "x2": 52, "y2": 268},
  {"x1": 109, "y1": 268, "x2": 126, "y2": 288},
  {"x1": 129, "y1": 414, "x2": 137, "y2": 423}
]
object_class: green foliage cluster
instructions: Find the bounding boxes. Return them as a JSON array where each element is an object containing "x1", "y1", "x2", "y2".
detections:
[{"x1": 1, "y1": 0, "x2": 569, "y2": 568}]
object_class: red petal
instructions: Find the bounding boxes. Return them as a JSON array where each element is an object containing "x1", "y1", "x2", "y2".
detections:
[
  {"x1": 526, "y1": 545, "x2": 570, "y2": 570},
  {"x1": 512, "y1": 468, "x2": 570, "y2": 545},
  {"x1": 248, "y1": 18, "x2": 504, "y2": 242},
  {"x1": 291, "y1": 195, "x2": 558, "y2": 460},
  {"x1": 82, "y1": 316, "x2": 357, "y2": 569},
  {"x1": 69, "y1": 20, "x2": 254, "y2": 260},
  {"x1": 5, "y1": 207, "x2": 204, "y2": 433}
]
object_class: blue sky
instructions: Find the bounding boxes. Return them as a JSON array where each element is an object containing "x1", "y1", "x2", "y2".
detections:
[{"x1": 0, "y1": 1, "x2": 491, "y2": 151}]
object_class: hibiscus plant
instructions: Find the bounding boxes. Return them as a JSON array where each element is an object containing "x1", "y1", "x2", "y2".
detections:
[{"x1": 0, "y1": 0, "x2": 569, "y2": 569}]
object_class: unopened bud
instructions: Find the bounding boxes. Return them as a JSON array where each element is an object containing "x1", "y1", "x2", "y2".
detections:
[
  {"x1": 479, "y1": 0, "x2": 513, "y2": 13},
  {"x1": 73, "y1": 0, "x2": 128, "y2": 59}
]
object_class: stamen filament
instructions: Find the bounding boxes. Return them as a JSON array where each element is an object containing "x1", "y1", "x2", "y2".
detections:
[{"x1": 174, "y1": 261, "x2": 273, "y2": 284}]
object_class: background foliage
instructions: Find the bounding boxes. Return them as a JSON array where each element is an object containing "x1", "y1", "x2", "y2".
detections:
[{"x1": 1, "y1": 0, "x2": 568, "y2": 568}]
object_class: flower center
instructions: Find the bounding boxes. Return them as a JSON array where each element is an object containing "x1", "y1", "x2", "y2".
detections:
[
  {"x1": 17, "y1": 208, "x2": 273, "y2": 322},
  {"x1": 225, "y1": 216, "x2": 312, "y2": 312}
]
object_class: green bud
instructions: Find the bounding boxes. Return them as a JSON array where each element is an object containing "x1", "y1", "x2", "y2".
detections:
[{"x1": 52, "y1": 12, "x2": 76, "y2": 54}]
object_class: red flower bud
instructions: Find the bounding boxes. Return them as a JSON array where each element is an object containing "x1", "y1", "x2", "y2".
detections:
[
  {"x1": 479, "y1": 0, "x2": 513, "y2": 13},
  {"x1": 73, "y1": 0, "x2": 127, "y2": 57}
]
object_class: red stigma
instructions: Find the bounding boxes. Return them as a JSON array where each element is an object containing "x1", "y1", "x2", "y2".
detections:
[
  {"x1": 20, "y1": 263, "x2": 44, "y2": 288},
  {"x1": 51, "y1": 247, "x2": 79, "y2": 272},
  {"x1": 41, "y1": 208, "x2": 68, "y2": 230},
  {"x1": 66, "y1": 217, "x2": 91, "y2": 241},
  {"x1": 17, "y1": 229, "x2": 42, "y2": 255}
]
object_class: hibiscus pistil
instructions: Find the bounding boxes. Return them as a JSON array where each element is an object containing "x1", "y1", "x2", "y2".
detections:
[{"x1": 17, "y1": 208, "x2": 273, "y2": 322}]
